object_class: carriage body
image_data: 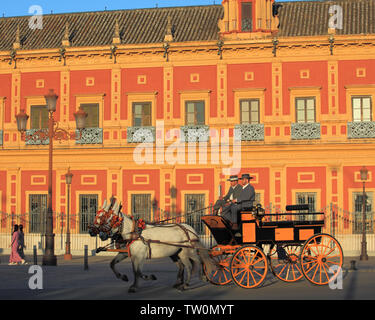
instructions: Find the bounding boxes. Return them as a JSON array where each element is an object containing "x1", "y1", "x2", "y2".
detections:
[
  {"x1": 201, "y1": 206, "x2": 343, "y2": 289},
  {"x1": 202, "y1": 213, "x2": 324, "y2": 247}
]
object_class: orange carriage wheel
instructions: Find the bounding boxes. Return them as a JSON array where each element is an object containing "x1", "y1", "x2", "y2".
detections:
[
  {"x1": 230, "y1": 245, "x2": 268, "y2": 289},
  {"x1": 300, "y1": 233, "x2": 344, "y2": 286},
  {"x1": 269, "y1": 245, "x2": 303, "y2": 283},
  {"x1": 204, "y1": 248, "x2": 232, "y2": 286}
]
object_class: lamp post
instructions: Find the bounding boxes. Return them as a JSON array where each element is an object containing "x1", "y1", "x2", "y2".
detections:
[
  {"x1": 64, "y1": 168, "x2": 73, "y2": 260},
  {"x1": 360, "y1": 166, "x2": 369, "y2": 261},
  {"x1": 16, "y1": 89, "x2": 87, "y2": 266}
]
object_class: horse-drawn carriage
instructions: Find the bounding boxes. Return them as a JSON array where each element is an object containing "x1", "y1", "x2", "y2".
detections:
[
  {"x1": 90, "y1": 199, "x2": 343, "y2": 292},
  {"x1": 201, "y1": 204, "x2": 344, "y2": 288}
]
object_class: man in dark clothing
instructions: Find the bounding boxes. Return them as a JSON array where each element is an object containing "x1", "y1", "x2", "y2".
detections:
[
  {"x1": 213, "y1": 175, "x2": 242, "y2": 216},
  {"x1": 223, "y1": 173, "x2": 255, "y2": 225}
]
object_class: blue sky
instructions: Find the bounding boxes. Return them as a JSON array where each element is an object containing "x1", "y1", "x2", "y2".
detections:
[{"x1": 2, "y1": 0, "x2": 306, "y2": 17}]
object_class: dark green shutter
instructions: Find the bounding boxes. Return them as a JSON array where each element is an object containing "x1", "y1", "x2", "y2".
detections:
[{"x1": 80, "y1": 104, "x2": 99, "y2": 128}]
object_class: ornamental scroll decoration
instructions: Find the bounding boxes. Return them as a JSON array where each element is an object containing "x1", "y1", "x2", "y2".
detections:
[
  {"x1": 291, "y1": 122, "x2": 321, "y2": 140},
  {"x1": 127, "y1": 126, "x2": 156, "y2": 143},
  {"x1": 75, "y1": 128, "x2": 103, "y2": 144},
  {"x1": 348, "y1": 122, "x2": 375, "y2": 139},
  {"x1": 180, "y1": 125, "x2": 210, "y2": 143},
  {"x1": 234, "y1": 124, "x2": 265, "y2": 141},
  {"x1": 25, "y1": 121, "x2": 82, "y2": 145}
]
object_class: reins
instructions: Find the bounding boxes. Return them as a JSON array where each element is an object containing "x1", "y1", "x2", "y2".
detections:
[
  {"x1": 154, "y1": 205, "x2": 214, "y2": 224},
  {"x1": 91, "y1": 200, "x2": 213, "y2": 258}
]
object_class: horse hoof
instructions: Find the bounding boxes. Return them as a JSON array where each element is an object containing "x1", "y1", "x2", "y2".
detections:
[
  {"x1": 150, "y1": 274, "x2": 157, "y2": 281},
  {"x1": 176, "y1": 284, "x2": 186, "y2": 291},
  {"x1": 128, "y1": 286, "x2": 137, "y2": 293},
  {"x1": 173, "y1": 283, "x2": 182, "y2": 289},
  {"x1": 121, "y1": 275, "x2": 128, "y2": 282}
]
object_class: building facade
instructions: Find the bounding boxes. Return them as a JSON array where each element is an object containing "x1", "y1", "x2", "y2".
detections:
[{"x1": 0, "y1": 0, "x2": 374, "y2": 239}]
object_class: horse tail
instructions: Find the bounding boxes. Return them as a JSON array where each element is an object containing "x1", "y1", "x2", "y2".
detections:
[{"x1": 195, "y1": 242, "x2": 215, "y2": 275}]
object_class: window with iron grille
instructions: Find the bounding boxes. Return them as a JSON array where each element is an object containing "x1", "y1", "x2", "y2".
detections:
[
  {"x1": 185, "y1": 101, "x2": 205, "y2": 126},
  {"x1": 296, "y1": 97, "x2": 316, "y2": 123},
  {"x1": 79, "y1": 194, "x2": 98, "y2": 234},
  {"x1": 296, "y1": 192, "x2": 316, "y2": 221},
  {"x1": 241, "y1": 2, "x2": 253, "y2": 31},
  {"x1": 353, "y1": 192, "x2": 373, "y2": 234},
  {"x1": 29, "y1": 194, "x2": 47, "y2": 233},
  {"x1": 30, "y1": 106, "x2": 48, "y2": 130},
  {"x1": 131, "y1": 194, "x2": 151, "y2": 221},
  {"x1": 79, "y1": 104, "x2": 99, "y2": 128},
  {"x1": 133, "y1": 102, "x2": 152, "y2": 127},
  {"x1": 254, "y1": 193, "x2": 261, "y2": 206},
  {"x1": 185, "y1": 194, "x2": 205, "y2": 235},
  {"x1": 352, "y1": 96, "x2": 372, "y2": 122},
  {"x1": 240, "y1": 99, "x2": 260, "y2": 124}
]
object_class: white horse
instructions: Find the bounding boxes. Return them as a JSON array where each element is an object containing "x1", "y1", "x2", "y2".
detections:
[{"x1": 89, "y1": 199, "x2": 214, "y2": 293}]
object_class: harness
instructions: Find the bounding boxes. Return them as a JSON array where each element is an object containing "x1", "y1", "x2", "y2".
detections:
[
  {"x1": 125, "y1": 216, "x2": 200, "y2": 259},
  {"x1": 95, "y1": 215, "x2": 200, "y2": 259}
]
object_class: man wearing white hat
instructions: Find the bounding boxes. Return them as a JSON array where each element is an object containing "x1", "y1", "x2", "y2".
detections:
[
  {"x1": 225, "y1": 173, "x2": 256, "y2": 227},
  {"x1": 213, "y1": 175, "x2": 242, "y2": 216}
]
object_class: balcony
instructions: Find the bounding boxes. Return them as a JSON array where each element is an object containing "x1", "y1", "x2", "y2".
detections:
[
  {"x1": 25, "y1": 129, "x2": 49, "y2": 145},
  {"x1": 348, "y1": 122, "x2": 375, "y2": 139},
  {"x1": 75, "y1": 128, "x2": 103, "y2": 144},
  {"x1": 291, "y1": 123, "x2": 321, "y2": 140},
  {"x1": 234, "y1": 124, "x2": 264, "y2": 141},
  {"x1": 180, "y1": 125, "x2": 210, "y2": 142},
  {"x1": 127, "y1": 126, "x2": 156, "y2": 143}
]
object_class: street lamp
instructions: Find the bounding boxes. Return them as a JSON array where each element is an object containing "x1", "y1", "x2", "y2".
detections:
[
  {"x1": 16, "y1": 89, "x2": 87, "y2": 266},
  {"x1": 360, "y1": 166, "x2": 369, "y2": 261},
  {"x1": 64, "y1": 168, "x2": 73, "y2": 260}
]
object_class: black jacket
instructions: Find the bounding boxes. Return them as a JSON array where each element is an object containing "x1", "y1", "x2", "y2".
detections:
[
  {"x1": 237, "y1": 184, "x2": 256, "y2": 209},
  {"x1": 223, "y1": 184, "x2": 242, "y2": 202}
]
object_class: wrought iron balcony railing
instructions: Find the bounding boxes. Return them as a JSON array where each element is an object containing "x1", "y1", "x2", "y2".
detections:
[
  {"x1": 291, "y1": 122, "x2": 321, "y2": 140},
  {"x1": 180, "y1": 125, "x2": 210, "y2": 143},
  {"x1": 234, "y1": 124, "x2": 264, "y2": 141},
  {"x1": 348, "y1": 122, "x2": 375, "y2": 139},
  {"x1": 75, "y1": 128, "x2": 103, "y2": 144},
  {"x1": 25, "y1": 129, "x2": 50, "y2": 145},
  {"x1": 127, "y1": 126, "x2": 156, "y2": 143}
]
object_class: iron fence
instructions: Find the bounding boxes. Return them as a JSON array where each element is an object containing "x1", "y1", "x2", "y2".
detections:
[{"x1": 0, "y1": 203, "x2": 373, "y2": 237}]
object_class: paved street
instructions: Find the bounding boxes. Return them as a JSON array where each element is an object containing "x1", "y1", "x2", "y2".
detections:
[{"x1": 0, "y1": 254, "x2": 374, "y2": 300}]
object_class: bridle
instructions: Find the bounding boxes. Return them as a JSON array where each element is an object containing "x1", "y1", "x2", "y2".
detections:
[{"x1": 88, "y1": 208, "x2": 124, "y2": 240}]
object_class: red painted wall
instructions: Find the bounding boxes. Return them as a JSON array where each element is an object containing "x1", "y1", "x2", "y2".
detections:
[
  {"x1": 21, "y1": 170, "x2": 56, "y2": 213},
  {"x1": 286, "y1": 167, "x2": 326, "y2": 210},
  {"x1": 343, "y1": 166, "x2": 375, "y2": 212},
  {"x1": 122, "y1": 169, "x2": 160, "y2": 214},
  {"x1": 69, "y1": 170, "x2": 107, "y2": 216},
  {"x1": 175, "y1": 168, "x2": 215, "y2": 213},
  {"x1": 227, "y1": 63, "x2": 272, "y2": 117},
  {"x1": 338, "y1": 60, "x2": 375, "y2": 115},
  {"x1": 70, "y1": 70, "x2": 111, "y2": 121},
  {"x1": 20, "y1": 72, "x2": 61, "y2": 121},
  {"x1": 282, "y1": 61, "x2": 328, "y2": 116},
  {"x1": 173, "y1": 65, "x2": 217, "y2": 119},
  {"x1": 120, "y1": 67, "x2": 164, "y2": 121}
]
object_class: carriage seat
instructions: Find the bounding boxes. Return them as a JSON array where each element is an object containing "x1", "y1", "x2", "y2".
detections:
[{"x1": 201, "y1": 215, "x2": 239, "y2": 232}]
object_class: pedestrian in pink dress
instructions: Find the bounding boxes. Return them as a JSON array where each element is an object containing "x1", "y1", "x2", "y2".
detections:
[{"x1": 9, "y1": 225, "x2": 25, "y2": 265}]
